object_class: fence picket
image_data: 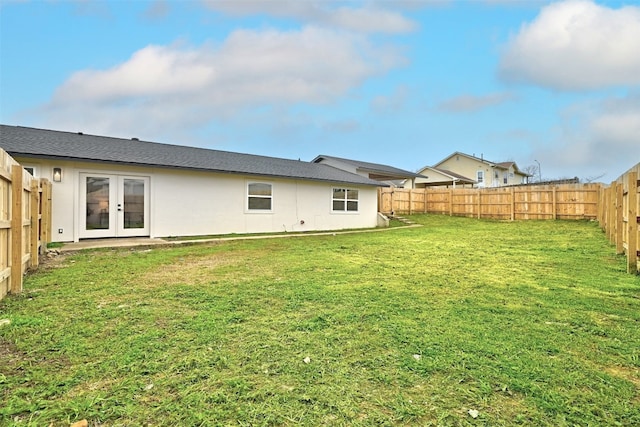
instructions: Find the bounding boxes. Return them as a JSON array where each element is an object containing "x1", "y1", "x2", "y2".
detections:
[
  {"x1": 379, "y1": 184, "x2": 601, "y2": 220},
  {"x1": 10, "y1": 165, "x2": 22, "y2": 293},
  {"x1": 1, "y1": 148, "x2": 51, "y2": 300},
  {"x1": 627, "y1": 171, "x2": 638, "y2": 273}
]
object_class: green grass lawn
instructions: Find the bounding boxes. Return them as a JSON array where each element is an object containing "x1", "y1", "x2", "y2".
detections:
[{"x1": 1, "y1": 215, "x2": 639, "y2": 426}]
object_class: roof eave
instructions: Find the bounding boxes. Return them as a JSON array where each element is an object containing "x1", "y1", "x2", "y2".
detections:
[{"x1": 8, "y1": 151, "x2": 384, "y2": 187}]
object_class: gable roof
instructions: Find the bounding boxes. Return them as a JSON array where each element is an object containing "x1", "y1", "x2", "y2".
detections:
[
  {"x1": 0, "y1": 125, "x2": 384, "y2": 187},
  {"x1": 434, "y1": 151, "x2": 496, "y2": 168},
  {"x1": 421, "y1": 166, "x2": 476, "y2": 184},
  {"x1": 311, "y1": 154, "x2": 425, "y2": 181},
  {"x1": 435, "y1": 151, "x2": 530, "y2": 176},
  {"x1": 495, "y1": 161, "x2": 515, "y2": 169},
  {"x1": 495, "y1": 161, "x2": 529, "y2": 176}
]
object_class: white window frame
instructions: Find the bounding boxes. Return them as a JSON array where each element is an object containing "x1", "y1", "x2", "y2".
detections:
[
  {"x1": 332, "y1": 187, "x2": 359, "y2": 213},
  {"x1": 23, "y1": 165, "x2": 37, "y2": 177},
  {"x1": 503, "y1": 171, "x2": 508, "y2": 185},
  {"x1": 476, "y1": 170, "x2": 484, "y2": 186},
  {"x1": 246, "y1": 182, "x2": 273, "y2": 213}
]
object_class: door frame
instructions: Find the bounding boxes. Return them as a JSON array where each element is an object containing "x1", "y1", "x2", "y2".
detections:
[{"x1": 78, "y1": 173, "x2": 150, "y2": 239}]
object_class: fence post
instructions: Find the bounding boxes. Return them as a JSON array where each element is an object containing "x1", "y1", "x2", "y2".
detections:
[
  {"x1": 476, "y1": 189, "x2": 481, "y2": 219},
  {"x1": 448, "y1": 189, "x2": 453, "y2": 216},
  {"x1": 600, "y1": 185, "x2": 608, "y2": 228},
  {"x1": 600, "y1": 185, "x2": 608, "y2": 231},
  {"x1": 552, "y1": 187, "x2": 557, "y2": 220},
  {"x1": 510, "y1": 187, "x2": 515, "y2": 221},
  {"x1": 29, "y1": 179, "x2": 39, "y2": 268},
  {"x1": 627, "y1": 171, "x2": 638, "y2": 274},
  {"x1": 409, "y1": 189, "x2": 413, "y2": 215},
  {"x1": 41, "y1": 179, "x2": 52, "y2": 252},
  {"x1": 10, "y1": 165, "x2": 23, "y2": 294},
  {"x1": 608, "y1": 182, "x2": 616, "y2": 242},
  {"x1": 615, "y1": 183, "x2": 624, "y2": 254},
  {"x1": 596, "y1": 185, "x2": 603, "y2": 225},
  {"x1": 423, "y1": 188, "x2": 427, "y2": 213},
  {"x1": 390, "y1": 190, "x2": 394, "y2": 215},
  {"x1": 607, "y1": 185, "x2": 613, "y2": 234}
]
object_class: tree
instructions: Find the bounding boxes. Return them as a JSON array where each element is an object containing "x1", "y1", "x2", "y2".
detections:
[
  {"x1": 582, "y1": 173, "x2": 606, "y2": 183},
  {"x1": 521, "y1": 164, "x2": 540, "y2": 182}
]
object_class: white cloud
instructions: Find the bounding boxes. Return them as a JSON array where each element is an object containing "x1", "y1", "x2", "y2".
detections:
[
  {"x1": 322, "y1": 119, "x2": 360, "y2": 133},
  {"x1": 532, "y1": 93, "x2": 640, "y2": 181},
  {"x1": 327, "y1": 5, "x2": 417, "y2": 33},
  {"x1": 500, "y1": 0, "x2": 640, "y2": 90},
  {"x1": 72, "y1": 0, "x2": 114, "y2": 19},
  {"x1": 53, "y1": 43, "x2": 215, "y2": 103},
  {"x1": 36, "y1": 26, "x2": 406, "y2": 140},
  {"x1": 437, "y1": 92, "x2": 516, "y2": 112},
  {"x1": 371, "y1": 85, "x2": 410, "y2": 113},
  {"x1": 201, "y1": 0, "x2": 417, "y2": 33},
  {"x1": 141, "y1": 0, "x2": 170, "y2": 21}
]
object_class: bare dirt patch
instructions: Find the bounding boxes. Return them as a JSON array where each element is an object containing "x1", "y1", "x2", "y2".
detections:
[
  {"x1": 605, "y1": 366, "x2": 640, "y2": 388},
  {"x1": 34, "y1": 250, "x2": 71, "y2": 271},
  {"x1": 140, "y1": 252, "x2": 251, "y2": 287},
  {"x1": 0, "y1": 339, "x2": 24, "y2": 372}
]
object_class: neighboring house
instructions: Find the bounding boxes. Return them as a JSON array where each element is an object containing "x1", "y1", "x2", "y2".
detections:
[
  {"x1": 407, "y1": 166, "x2": 476, "y2": 189},
  {"x1": 415, "y1": 152, "x2": 530, "y2": 188},
  {"x1": 0, "y1": 125, "x2": 386, "y2": 243},
  {"x1": 311, "y1": 155, "x2": 426, "y2": 188}
]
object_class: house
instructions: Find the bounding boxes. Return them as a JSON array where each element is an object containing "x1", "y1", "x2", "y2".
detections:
[
  {"x1": 311, "y1": 155, "x2": 426, "y2": 188},
  {"x1": 407, "y1": 166, "x2": 476, "y2": 189},
  {"x1": 0, "y1": 125, "x2": 387, "y2": 243},
  {"x1": 414, "y1": 152, "x2": 530, "y2": 188}
]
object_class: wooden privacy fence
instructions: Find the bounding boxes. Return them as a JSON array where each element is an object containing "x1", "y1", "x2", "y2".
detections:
[
  {"x1": 379, "y1": 183, "x2": 601, "y2": 221},
  {"x1": 598, "y1": 163, "x2": 640, "y2": 274},
  {"x1": 1, "y1": 148, "x2": 52, "y2": 301}
]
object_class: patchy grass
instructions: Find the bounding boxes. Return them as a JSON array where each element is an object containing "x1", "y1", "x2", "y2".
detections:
[
  {"x1": 1, "y1": 215, "x2": 639, "y2": 426},
  {"x1": 163, "y1": 219, "x2": 407, "y2": 241}
]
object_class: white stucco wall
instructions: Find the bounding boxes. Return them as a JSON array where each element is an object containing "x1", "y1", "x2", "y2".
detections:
[{"x1": 14, "y1": 158, "x2": 379, "y2": 242}]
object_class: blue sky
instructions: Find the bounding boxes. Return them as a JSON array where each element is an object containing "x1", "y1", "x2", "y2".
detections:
[{"x1": 1, "y1": 0, "x2": 639, "y2": 183}]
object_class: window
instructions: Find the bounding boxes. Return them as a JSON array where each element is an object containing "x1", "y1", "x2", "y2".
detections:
[
  {"x1": 247, "y1": 182, "x2": 272, "y2": 211},
  {"x1": 332, "y1": 188, "x2": 359, "y2": 212},
  {"x1": 503, "y1": 172, "x2": 508, "y2": 184},
  {"x1": 477, "y1": 170, "x2": 484, "y2": 184},
  {"x1": 24, "y1": 166, "x2": 36, "y2": 176}
]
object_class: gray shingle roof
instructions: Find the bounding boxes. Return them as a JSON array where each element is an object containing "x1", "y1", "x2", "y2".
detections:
[
  {"x1": 0, "y1": 125, "x2": 384, "y2": 187},
  {"x1": 311, "y1": 154, "x2": 425, "y2": 180}
]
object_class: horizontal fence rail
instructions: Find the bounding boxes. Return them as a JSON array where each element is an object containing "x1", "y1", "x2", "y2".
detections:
[
  {"x1": 379, "y1": 184, "x2": 600, "y2": 221},
  {"x1": 1, "y1": 148, "x2": 52, "y2": 300}
]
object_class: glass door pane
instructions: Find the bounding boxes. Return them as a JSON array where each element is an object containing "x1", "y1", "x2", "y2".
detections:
[
  {"x1": 123, "y1": 179, "x2": 145, "y2": 229},
  {"x1": 86, "y1": 177, "x2": 110, "y2": 230},
  {"x1": 80, "y1": 174, "x2": 149, "y2": 239}
]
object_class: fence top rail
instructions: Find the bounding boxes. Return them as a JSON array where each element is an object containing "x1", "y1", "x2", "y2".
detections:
[{"x1": 614, "y1": 162, "x2": 640, "y2": 185}]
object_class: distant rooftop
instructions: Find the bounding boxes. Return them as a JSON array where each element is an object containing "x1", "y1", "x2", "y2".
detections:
[{"x1": 312, "y1": 154, "x2": 425, "y2": 181}]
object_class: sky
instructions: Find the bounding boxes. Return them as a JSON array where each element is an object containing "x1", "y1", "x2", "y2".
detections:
[{"x1": 1, "y1": 0, "x2": 639, "y2": 183}]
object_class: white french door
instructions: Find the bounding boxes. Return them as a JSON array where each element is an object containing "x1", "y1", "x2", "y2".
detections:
[{"x1": 80, "y1": 173, "x2": 150, "y2": 238}]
